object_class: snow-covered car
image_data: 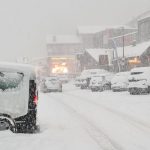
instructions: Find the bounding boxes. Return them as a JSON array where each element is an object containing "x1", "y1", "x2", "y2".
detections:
[
  {"x1": 81, "y1": 69, "x2": 108, "y2": 77},
  {"x1": 90, "y1": 75, "x2": 111, "y2": 92},
  {"x1": 0, "y1": 63, "x2": 38, "y2": 133},
  {"x1": 111, "y1": 71, "x2": 130, "y2": 92},
  {"x1": 79, "y1": 69, "x2": 110, "y2": 89},
  {"x1": 80, "y1": 76, "x2": 91, "y2": 89},
  {"x1": 40, "y1": 76, "x2": 62, "y2": 92},
  {"x1": 128, "y1": 67, "x2": 150, "y2": 95},
  {"x1": 74, "y1": 76, "x2": 82, "y2": 87},
  {"x1": 58, "y1": 74, "x2": 69, "y2": 83}
]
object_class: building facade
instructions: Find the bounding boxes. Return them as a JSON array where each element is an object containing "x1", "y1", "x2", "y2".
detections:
[
  {"x1": 138, "y1": 16, "x2": 150, "y2": 43},
  {"x1": 77, "y1": 26, "x2": 137, "y2": 49},
  {"x1": 46, "y1": 35, "x2": 83, "y2": 75}
]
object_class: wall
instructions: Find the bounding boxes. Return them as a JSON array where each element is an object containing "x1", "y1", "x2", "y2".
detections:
[{"x1": 138, "y1": 17, "x2": 150, "y2": 42}]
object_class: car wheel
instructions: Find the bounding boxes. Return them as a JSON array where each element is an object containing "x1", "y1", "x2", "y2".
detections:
[
  {"x1": 99, "y1": 87, "x2": 104, "y2": 92},
  {"x1": 91, "y1": 89, "x2": 95, "y2": 92},
  {"x1": 131, "y1": 89, "x2": 139, "y2": 95},
  {"x1": 129, "y1": 91, "x2": 133, "y2": 95},
  {"x1": 81, "y1": 86, "x2": 84, "y2": 89},
  {"x1": 129, "y1": 89, "x2": 134, "y2": 95},
  {"x1": 104, "y1": 84, "x2": 111, "y2": 90},
  {"x1": 112, "y1": 89, "x2": 117, "y2": 92},
  {"x1": 0, "y1": 115, "x2": 17, "y2": 133},
  {"x1": 147, "y1": 86, "x2": 150, "y2": 93}
]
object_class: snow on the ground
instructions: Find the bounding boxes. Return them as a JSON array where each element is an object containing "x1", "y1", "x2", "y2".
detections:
[{"x1": 1, "y1": 82, "x2": 150, "y2": 150}]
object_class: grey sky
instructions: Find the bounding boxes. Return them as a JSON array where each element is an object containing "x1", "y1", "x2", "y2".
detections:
[{"x1": 0, "y1": 0, "x2": 150, "y2": 61}]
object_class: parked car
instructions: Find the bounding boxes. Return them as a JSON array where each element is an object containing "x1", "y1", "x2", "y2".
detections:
[
  {"x1": 74, "y1": 76, "x2": 82, "y2": 87},
  {"x1": 128, "y1": 67, "x2": 150, "y2": 95},
  {"x1": 80, "y1": 76, "x2": 91, "y2": 89},
  {"x1": 58, "y1": 74, "x2": 69, "y2": 83},
  {"x1": 0, "y1": 63, "x2": 38, "y2": 133},
  {"x1": 111, "y1": 71, "x2": 130, "y2": 92},
  {"x1": 40, "y1": 76, "x2": 62, "y2": 92},
  {"x1": 79, "y1": 69, "x2": 110, "y2": 90},
  {"x1": 90, "y1": 74, "x2": 111, "y2": 92},
  {"x1": 81, "y1": 69, "x2": 108, "y2": 77}
]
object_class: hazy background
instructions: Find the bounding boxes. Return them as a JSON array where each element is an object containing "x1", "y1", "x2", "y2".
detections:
[{"x1": 0, "y1": 0, "x2": 150, "y2": 61}]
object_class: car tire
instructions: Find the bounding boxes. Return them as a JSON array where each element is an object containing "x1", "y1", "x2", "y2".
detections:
[
  {"x1": 81, "y1": 86, "x2": 84, "y2": 89},
  {"x1": 112, "y1": 89, "x2": 117, "y2": 92},
  {"x1": 91, "y1": 89, "x2": 95, "y2": 92},
  {"x1": 99, "y1": 87, "x2": 104, "y2": 92},
  {"x1": 129, "y1": 89, "x2": 134, "y2": 95},
  {"x1": 130, "y1": 89, "x2": 137, "y2": 95},
  {"x1": 148, "y1": 86, "x2": 150, "y2": 93},
  {"x1": 129, "y1": 91, "x2": 133, "y2": 95},
  {"x1": 103, "y1": 84, "x2": 111, "y2": 90}
]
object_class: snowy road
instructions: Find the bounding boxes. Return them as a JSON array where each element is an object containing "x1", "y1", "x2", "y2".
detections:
[{"x1": 1, "y1": 83, "x2": 150, "y2": 150}]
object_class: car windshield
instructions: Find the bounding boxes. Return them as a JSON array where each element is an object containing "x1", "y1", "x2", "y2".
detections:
[
  {"x1": 131, "y1": 72, "x2": 143, "y2": 75},
  {"x1": 0, "y1": 71, "x2": 23, "y2": 91},
  {"x1": 47, "y1": 78, "x2": 57, "y2": 82},
  {"x1": 92, "y1": 77, "x2": 103, "y2": 82},
  {"x1": 112, "y1": 75, "x2": 127, "y2": 82}
]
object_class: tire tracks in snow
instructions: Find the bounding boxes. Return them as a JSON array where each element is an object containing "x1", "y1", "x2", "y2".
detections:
[
  {"x1": 49, "y1": 93, "x2": 124, "y2": 150},
  {"x1": 64, "y1": 92, "x2": 150, "y2": 134}
]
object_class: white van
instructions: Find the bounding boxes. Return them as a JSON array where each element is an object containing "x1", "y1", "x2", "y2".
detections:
[
  {"x1": 128, "y1": 67, "x2": 150, "y2": 95},
  {"x1": 0, "y1": 63, "x2": 38, "y2": 133}
]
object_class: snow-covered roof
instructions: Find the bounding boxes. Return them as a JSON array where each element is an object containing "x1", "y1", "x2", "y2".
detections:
[
  {"x1": 78, "y1": 26, "x2": 106, "y2": 34},
  {"x1": 78, "y1": 25, "x2": 136, "y2": 34},
  {"x1": 137, "y1": 10, "x2": 150, "y2": 21},
  {"x1": 86, "y1": 48, "x2": 113, "y2": 62},
  {"x1": 46, "y1": 35, "x2": 82, "y2": 44},
  {"x1": 116, "y1": 41, "x2": 150, "y2": 58},
  {"x1": 138, "y1": 15, "x2": 150, "y2": 22},
  {"x1": 131, "y1": 66, "x2": 150, "y2": 72}
]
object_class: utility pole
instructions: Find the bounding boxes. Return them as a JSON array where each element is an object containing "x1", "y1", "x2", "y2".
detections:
[
  {"x1": 122, "y1": 27, "x2": 125, "y2": 71},
  {"x1": 122, "y1": 27, "x2": 125, "y2": 58},
  {"x1": 111, "y1": 39, "x2": 121, "y2": 72}
]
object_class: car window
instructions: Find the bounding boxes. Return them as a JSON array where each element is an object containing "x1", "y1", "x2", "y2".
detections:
[
  {"x1": 49, "y1": 79, "x2": 57, "y2": 81},
  {"x1": 0, "y1": 71, "x2": 24, "y2": 91},
  {"x1": 131, "y1": 72, "x2": 143, "y2": 75},
  {"x1": 92, "y1": 77, "x2": 103, "y2": 82}
]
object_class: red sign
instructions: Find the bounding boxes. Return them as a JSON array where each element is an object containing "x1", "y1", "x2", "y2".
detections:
[{"x1": 99, "y1": 55, "x2": 109, "y2": 65}]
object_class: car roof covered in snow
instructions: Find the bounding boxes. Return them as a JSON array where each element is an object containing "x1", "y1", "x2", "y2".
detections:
[
  {"x1": 81, "y1": 69, "x2": 108, "y2": 74},
  {"x1": 131, "y1": 67, "x2": 150, "y2": 73},
  {"x1": 0, "y1": 62, "x2": 36, "y2": 78},
  {"x1": 115, "y1": 71, "x2": 130, "y2": 76},
  {"x1": 45, "y1": 76, "x2": 59, "y2": 79}
]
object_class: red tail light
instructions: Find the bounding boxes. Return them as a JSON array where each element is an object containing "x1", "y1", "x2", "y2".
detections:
[{"x1": 34, "y1": 95, "x2": 38, "y2": 105}]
